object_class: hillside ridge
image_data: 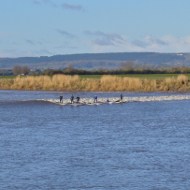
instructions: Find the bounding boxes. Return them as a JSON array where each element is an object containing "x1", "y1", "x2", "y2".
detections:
[{"x1": 0, "y1": 52, "x2": 189, "y2": 70}]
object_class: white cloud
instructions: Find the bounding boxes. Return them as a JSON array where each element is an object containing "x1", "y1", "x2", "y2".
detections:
[
  {"x1": 32, "y1": 0, "x2": 58, "y2": 7},
  {"x1": 0, "y1": 49, "x2": 53, "y2": 58},
  {"x1": 33, "y1": 1, "x2": 84, "y2": 11},
  {"x1": 84, "y1": 34, "x2": 190, "y2": 53},
  {"x1": 26, "y1": 39, "x2": 35, "y2": 45},
  {"x1": 32, "y1": 0, "x2": 41, "y2": 5},
  {"x1": 56, "y1": 29, "x2": 75, "y2": 38},
  {"x1": 84, "y1": 30, "x2": 125, "y2": 46},
  {"x1": 84, "y1": 30, "x2": 124, "y2": 40},
  {"x1": 61, "y1": 3, "x2": 84, "y2": 11},
  {"x1": 55, "y1": 42, "x2": 78, "y2": 50},
  {"x1": 2, "y1": 34, "x2": 190, "y2": 57}
]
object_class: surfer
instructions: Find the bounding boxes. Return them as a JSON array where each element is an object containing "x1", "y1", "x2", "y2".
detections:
[
  {"x1": 70, "y1": 94, "x2": 74, "y2": 104},
  {"x1": 94, "y1": 95, "x2": 97, "y2": 103},
  {"x1": 60, "y1": 95, "x2": 63, "y2": 103},
  {"x1": 76, "y1": 96, "x2": 80, "y2": 103},
  {"x1": 120, "y1": 94, "x2": 123, "y2": 101}
]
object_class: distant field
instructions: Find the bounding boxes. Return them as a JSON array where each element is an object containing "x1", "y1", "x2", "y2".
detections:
[
  {"x1": 118, "y1": 74, "x2": 190, "y2": 80},
  {"x1": 0, "y1": 76, "x2": 15, "y2": 79},
  {"x1": 79, "y1": 74, "x2": 190, "y2": 80},
  {"x1": 1, "y1": 74, "x2": 190, "y2": 80},
  {"x1": 79, "y1": 75, "x2": 103, "y2": 79}
]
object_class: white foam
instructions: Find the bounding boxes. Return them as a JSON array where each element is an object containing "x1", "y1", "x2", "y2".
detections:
[{"x1": 41, "y1": 95, "x2": 190, "y2": 105}]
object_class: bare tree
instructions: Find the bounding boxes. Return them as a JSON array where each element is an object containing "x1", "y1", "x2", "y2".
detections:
[
  {"x1": 12, "y1": 65, "x2": 22, "y2": 75},
  {"x1": 121, "y1": 61, "x2": 134, "y2": 70},
  {"x1": 21, "y1": 66, "x2": 30, "y2": 75}
]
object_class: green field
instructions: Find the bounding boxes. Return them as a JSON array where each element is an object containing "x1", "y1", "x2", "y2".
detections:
[
  {"x1": 79, "y1": 74, "x2": 190, "y2": 80},
  {"x1": 79, "y1": 75, "x2": 103, "y2": 79},
  {"x1": 1, "y1": 74, "x2": 190, "y2": 80},
  {"x1": 0, "y1": 76, "x2": 15, "y2": 80},
  {"x1": 118, "y1": 74, "x2": 190, "y2": 79}
]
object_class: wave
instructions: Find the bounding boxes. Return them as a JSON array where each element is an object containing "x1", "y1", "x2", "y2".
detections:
[
  {"x1": 42, "y1": 95, "x2": 190, "y2": 105},
  {"x1": 1, "y1": 95, "x2": 190, "y2": 106},
  {"x1": 0, "y1": 99, "x2": 49, "y2": 105}
]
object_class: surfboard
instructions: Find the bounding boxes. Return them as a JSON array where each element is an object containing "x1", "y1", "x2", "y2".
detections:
[
  {"x1": 71, "y1": 103, "x2": 80, "y2": 106},
  {"x1": 94, "y1": 103, "x2": 102, "y2": 105},
  {"x1": 87, "y1": 103, "x2": 95, "y2": 106},
  {"x1": 55, "y1": 102, "x2": 67, "y2": 106}
]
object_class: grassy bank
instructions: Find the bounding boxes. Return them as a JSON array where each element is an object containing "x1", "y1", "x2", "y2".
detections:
[{"x1": 0, "y1": 74, "x2": 190, "y2": 92}]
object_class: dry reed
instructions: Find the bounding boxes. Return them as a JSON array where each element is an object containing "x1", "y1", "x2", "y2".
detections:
[{"x1": 0, "y1": 74, "x2": 190, "y2": 92}]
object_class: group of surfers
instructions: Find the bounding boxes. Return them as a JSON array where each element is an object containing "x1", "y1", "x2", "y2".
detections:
[{"x1": 59, "y1": 94, "x2": 123, "y2": 104}]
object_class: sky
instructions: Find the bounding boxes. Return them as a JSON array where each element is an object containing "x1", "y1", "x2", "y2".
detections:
[{"x1": 1, "y1": 0, "x2": 190, "y2": 57}]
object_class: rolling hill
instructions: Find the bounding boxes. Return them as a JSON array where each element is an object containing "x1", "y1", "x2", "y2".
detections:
[{"x1": 0, "y1": 52, "x2": 189, "y2": 70}]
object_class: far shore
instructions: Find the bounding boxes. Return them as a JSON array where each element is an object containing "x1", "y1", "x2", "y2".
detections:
[{"x1": 0, "y1": 74, "x2": 190, "y2": 92}]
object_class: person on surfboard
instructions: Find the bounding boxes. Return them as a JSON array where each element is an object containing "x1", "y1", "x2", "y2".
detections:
[
  {"x1": 94, "y1": 95, "x2": 97, "y2": 103},
  {"x1": 70, "y1": 94, "x2": 74, "y2": 104},
  {"x1": 120, "y1": 94, "x2": 123, "y2": 101},
  {"x1": 60, "y1": 95, "x2": 63, "y2": 103},
  {"x1": 76, "y1": 96, "x2": 80, "y2": 103}
]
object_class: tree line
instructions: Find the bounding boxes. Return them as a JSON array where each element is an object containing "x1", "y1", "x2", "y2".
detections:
[
  {"x1": 42, "y1": 67, "x2": 190, "y2": 76},
  {"x1": 1, "y1": 65, "x2": 190, "y2": 76}
]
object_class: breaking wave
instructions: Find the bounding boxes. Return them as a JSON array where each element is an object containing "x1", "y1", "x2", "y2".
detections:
[
  {"x1": 42, "y1": 95, "x2": 190, "y2": 105},
  {"x1": 1, "y1": 94, "x2": 190, "y2": 106}
]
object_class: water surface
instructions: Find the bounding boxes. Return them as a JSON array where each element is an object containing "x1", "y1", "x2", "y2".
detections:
[{"x1": 0, "y1": 90, "x2": 190, "y2": 190}]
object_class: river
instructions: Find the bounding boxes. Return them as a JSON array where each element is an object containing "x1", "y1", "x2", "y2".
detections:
[{"x1": 0, "y1": 90, "x2": 190, "y2": 190}]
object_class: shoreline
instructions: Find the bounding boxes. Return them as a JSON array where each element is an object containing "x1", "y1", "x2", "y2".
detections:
[{"x1": 0, "y1": 88, "x2": 190, "y2": 93}]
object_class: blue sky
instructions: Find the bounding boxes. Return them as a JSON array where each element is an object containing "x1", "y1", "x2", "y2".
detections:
[{"x1": 1, "y1": 0, "x2": 190, "y2": 57}]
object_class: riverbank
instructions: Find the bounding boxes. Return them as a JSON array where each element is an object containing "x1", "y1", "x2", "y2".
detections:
[{"x1": 0, "y1": 74, "x2": 190, "y2": 92}]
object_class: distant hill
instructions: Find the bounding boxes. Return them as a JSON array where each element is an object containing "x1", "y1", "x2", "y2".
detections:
[{"x1": 0, "y1": 52, "x2": 190, "y2": 70}]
